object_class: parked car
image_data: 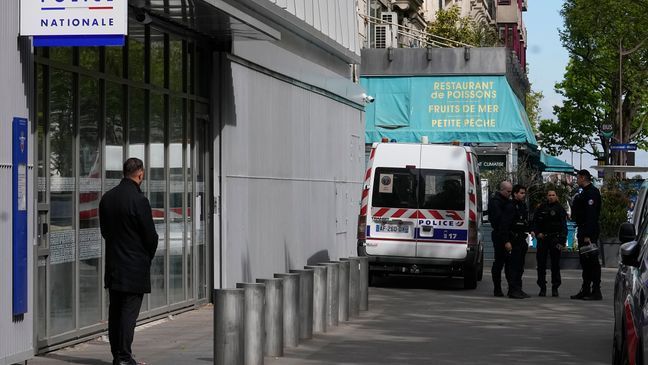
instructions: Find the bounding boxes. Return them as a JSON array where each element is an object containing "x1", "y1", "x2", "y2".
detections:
[{"x1": 612, "y1": 180, "x2": 648, "y2": 365}]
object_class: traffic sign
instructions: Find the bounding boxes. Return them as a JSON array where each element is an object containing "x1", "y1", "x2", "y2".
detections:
[
  {"x1": 610, "y1": 143, "x2": 637, "y2": 151},
  {"x1": 601, "y1": 124, "x2": 614, "y2": 139}
]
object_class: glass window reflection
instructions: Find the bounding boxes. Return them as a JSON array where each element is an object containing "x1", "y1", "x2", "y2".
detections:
[
  {"x1": 79, "y1": 76, "x2": 102, "y2": 327},
  {"x1": 49, "y1": 69, "x2": 76, "y2": 334},
  {"x1": 149, "y1": 92, "x2": 167, "y2": 309}
]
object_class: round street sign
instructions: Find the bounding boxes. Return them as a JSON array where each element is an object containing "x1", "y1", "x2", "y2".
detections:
[{"x1": 602, "y1": 124, "x2": 614, "y2": 139}]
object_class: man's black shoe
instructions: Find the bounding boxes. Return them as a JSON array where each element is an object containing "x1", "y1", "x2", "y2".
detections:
[
  {"x1": 494, "y1": 289, "x2": 504, "y2": 297},
  {"x1": 583, "y1": 290, "x2": 602, "y2": 301},
  {"x1": 538, "y1": 288, "x2": 546, "y2": 297},
  {"x1": 520, "y1": 290, "x2": 531, "y2": 298},
  {"x1": 570, "y1": 290, "x2": 589, "y2": 300},
  {"x1": 552, "y1": 288, "x2": 559, "y2": 297},
  {"x1": 508, "y1": 291, "x2": 526, "y2": 299}
]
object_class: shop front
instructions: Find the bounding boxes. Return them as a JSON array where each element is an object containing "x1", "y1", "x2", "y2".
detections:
[{"x1": 33, "y1": 18, "x2": 213, "y2": 349}]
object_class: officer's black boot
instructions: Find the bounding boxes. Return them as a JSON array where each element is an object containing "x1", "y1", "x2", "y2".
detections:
[
  {"x1": 583, "y1": 285, "x2": 603, "y2": 301},
  {"x1": 570, "y1": 284, "x2": 590, "y2": 300},
  {"x1": 538, "y1": 286, "x2": 546, "y2": 297},
  {"x1": 552, "y1": 287, "x2": 559, "y2": 297},
  {"x1": 493, "y1": 283, "x2": 504, "y2": 297}
]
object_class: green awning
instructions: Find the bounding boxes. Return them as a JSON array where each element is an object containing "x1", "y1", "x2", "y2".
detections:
[
  {"x1": 360, "y1": 75, "x2": 538, "y2": 146},
  {"x1": 540, "y1": 152, "x2": 575, "y2": 173}
]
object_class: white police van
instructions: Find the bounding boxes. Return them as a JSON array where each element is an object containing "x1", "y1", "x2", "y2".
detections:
[{"x1": 357, "y1": 141, "x2": 484, "y2": 288}]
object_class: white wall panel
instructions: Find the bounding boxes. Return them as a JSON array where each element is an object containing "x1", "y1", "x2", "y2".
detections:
[
  {"x1": 0, "y1": 1, "x2": 34, "y2": 364},
  {"x1": 221, "y1": 62, "x2": 364, "y2": 287}
]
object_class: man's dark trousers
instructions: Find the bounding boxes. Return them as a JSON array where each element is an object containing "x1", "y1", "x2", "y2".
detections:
[
  {"x1": 491, "y1": 236, "x2": 511, "y2": 291},
  {"x1": 577, "y1": 233, "x2": 601, "y2": 290},
  {"x1": 508, "y1": 236, "x2": 527, "y2": 293},
  {"x1": 109, "y1": 290, "x2": 144, "y2": 365},
  {"x1": 536, "y1": 237, "x2": 562, "y2": 289}
]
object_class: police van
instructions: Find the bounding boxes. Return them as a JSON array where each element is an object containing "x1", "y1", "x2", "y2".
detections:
[{"x1": 357, "y1": 141, "x2": 484, "y2": 289}]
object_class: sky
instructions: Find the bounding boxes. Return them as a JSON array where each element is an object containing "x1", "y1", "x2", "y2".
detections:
[{"x1": 524, "y1": 1, "x2": 648, "y2": 178}]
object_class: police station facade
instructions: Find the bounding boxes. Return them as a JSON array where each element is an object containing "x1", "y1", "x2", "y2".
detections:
[{"x1": 1, "y1": 1, "x2": 365, "y2": 362}]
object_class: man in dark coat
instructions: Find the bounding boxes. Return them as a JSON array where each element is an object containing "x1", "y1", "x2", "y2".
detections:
[
  {"x1": 533, "y1": 189, "x2": 568, "y2": 297},
  {"x1": 488, "y1": 181, "x2": 514, "y2": 297},
  {"x1": 508, "y1": 184, "x2": 531, "y2": 299},
  {"x1": 570, "y1": 169, "x2": 602, "y2": 300},
  {"x1": 100, "y1": 158, "x2": 158, "y2": 365}
]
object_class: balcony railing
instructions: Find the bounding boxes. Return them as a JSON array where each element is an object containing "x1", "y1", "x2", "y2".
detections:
[{"x1": 361, "y1": 13, "x2": 475, "y2": 49}]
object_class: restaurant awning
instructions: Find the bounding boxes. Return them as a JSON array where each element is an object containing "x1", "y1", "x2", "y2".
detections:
[
  {"x1": 540, "y1": 152, "x2": 575, "y2": 173},
  {"x1": 360, "y1": 75, "x2": 537, "y2": 146}
]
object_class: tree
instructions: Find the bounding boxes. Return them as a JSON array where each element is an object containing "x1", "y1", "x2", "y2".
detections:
[
  {"x1": 539, "y1": 0, "x2": 648, "y2": 163},
  {"x1": 525, "y1": 87, "x2": 543, "y2": 135},
  {"x1": 426, "y1": 6, "x2": 498, "y2": 47}
]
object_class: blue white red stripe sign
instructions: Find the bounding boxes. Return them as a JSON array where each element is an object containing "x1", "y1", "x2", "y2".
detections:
[{"x1": 20, "y1": 0, "x2": 127, "y2": 46}]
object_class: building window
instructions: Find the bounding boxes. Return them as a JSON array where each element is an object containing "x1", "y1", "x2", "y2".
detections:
[{"x1": 498, "y1": 0, "x2": 511, "y2": 4}]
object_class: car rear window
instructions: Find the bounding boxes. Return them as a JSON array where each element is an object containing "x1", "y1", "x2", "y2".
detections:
[
  {"x1": 371, "y1": 168, "x2": 465, "y2": 210},
  {"x1": 372, "y1": 167, "x2": 418, "y2": 208}
]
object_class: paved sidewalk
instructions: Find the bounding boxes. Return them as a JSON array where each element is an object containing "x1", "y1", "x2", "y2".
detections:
[{"x1": 30, "y1": 268, "x2": 617, "y2": 365}]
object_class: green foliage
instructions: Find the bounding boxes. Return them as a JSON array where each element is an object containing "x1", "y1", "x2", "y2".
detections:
[
  {"x1": 525, "y1": 87, "x2": 543, "y2": 135},
  {"x1": 426, "y1": 6, "x2": 499, "y2": 47},
  {"x1": 540, "y1": 0, "x2": 648, "y2": 162},
  {"x1": 600, "y1": 180, "x2": 631, "y2": 239},
  {"x1": 481, "y1": 156, "x2": 542, "y2": 198}
]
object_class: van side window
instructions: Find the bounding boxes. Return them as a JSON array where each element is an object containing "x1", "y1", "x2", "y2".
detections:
[
  {"x1": 371, "y1": 167, "x2": 418, "y2": 208},
  {"x1": 420, "y1": 170, "x2": 465, "y2": 211}
]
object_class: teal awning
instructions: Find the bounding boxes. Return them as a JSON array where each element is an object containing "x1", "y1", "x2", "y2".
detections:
[
  {"x1": 540, "y1": 152, "x2": 575, "y2": 173},
  {"x1": 360, "y1": 75, "x2": 537, "y2": 146}
]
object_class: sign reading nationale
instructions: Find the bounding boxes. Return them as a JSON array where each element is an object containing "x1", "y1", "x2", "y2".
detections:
[{"x1": 20, "y1": 0, "x2": 128, "y2": 46}]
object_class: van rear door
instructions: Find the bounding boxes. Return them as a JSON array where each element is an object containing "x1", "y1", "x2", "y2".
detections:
[
  {"x1": 416, "y1": 167, "x2": 469, "y2": 259},
  {"x1": 365, "y1": 146, "x2": 420, "y2": 257}
]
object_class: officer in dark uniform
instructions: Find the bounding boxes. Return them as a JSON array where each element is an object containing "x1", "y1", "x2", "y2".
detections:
[
  {"x1": 488, "y1": 181, "x2": 514, "y2": 297},
  {"x1": 570, "y1": 169, "x2": 602, "y2": 300},
  {"x1": 533, "y1": 189, "x2": 568, "y2": 297},
  {"x1": 508, "y1": 184, "x2": 531, "y2": 299}
]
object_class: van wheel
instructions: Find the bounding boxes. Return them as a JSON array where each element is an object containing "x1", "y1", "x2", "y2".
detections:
[{"x1": 463, "y1": 266, "x2": 478, "y2": 289}]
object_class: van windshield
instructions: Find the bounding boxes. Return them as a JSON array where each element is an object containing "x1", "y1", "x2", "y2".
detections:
[{"x1": 372, "y1": 167, "x2": 465, "y2": 210}]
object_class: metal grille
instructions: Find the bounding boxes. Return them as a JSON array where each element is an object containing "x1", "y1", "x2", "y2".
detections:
[{"x1": 375, "y1": 25, "x2": 387, "y2": 48}]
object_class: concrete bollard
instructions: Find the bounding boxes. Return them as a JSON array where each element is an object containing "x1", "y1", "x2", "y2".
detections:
[
  {"x1": 357, "y1": 256, "x2": 369, "y2": 311},
  {"x1": 335, "y1": 260, "x2": 350, "y2": 322},
  {"x1": 289, "y1": 269, "x2": 314, "y2": 340},
  {"x1": 274, "y1": 273, "x2": 300, "y2": 347},
  {"x1": 214, "y1": 288, "x2": 245, "y2": 365},
  {"x1": 341, "y1": 257, "x2": 360, "y2": 318},
  {"x1": 236, "y1": 283, "x2": 265, "y2": 365},
  {"x1": 256, "y1": 278, "x2": 283, "y2": 357},
  {"x1": 305, "y1": 265, "x2": 327, "y2": 333},
  {"x1": 317, "y1": 262, "x2": 339, "y2": 328}
]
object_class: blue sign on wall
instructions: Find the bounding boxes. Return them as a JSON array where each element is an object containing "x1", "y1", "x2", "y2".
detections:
[{"x1": 13, "y1": 117, "x2": 28, "y2": 316}]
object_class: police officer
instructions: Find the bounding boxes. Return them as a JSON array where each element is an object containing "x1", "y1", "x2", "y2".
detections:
[
  {"x1": 508, "y1": 184, "x2": 531, "y2": 299},
  {"x1": 488, "y1": 181, "x2": 514, "y2": 297},
  {"x1": 533, "y1": 189, "x2": 568, "y2": 297},
  {"x1": 570, "y1": 169, "x2": 602, "y2": 300}
]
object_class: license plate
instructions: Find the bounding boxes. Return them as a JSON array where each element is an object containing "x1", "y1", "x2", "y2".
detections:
[{"x1": 376, "y1": 224, "x2": 409, "y2": 233}]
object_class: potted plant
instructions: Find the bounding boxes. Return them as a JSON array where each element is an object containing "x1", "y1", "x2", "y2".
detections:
[{"x1": 598, "y1": 178, "x2": 632, "y2": 267}]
